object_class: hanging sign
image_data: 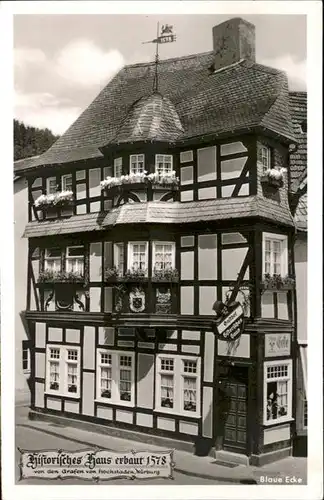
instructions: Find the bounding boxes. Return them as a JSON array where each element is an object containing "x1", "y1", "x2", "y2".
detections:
[{"x1": 212, "y1": 301, "x2": 244, "y2": 341}]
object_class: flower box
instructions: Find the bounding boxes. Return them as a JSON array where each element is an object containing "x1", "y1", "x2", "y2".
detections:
[
  {"x1": 261, "y1": 274, "x2": 295, "y2": 291},
  {"x1": 34, "y1": 191, "x2": 74, "y2": 210},
  {"x1": 261, "y1": 168, "x2": 286, "y2": 189},
  {"x1": 38, "y1": 270, "x2": 85, "y2": 285},
  {"x1": 101, "y1": 172, "x2": 179, "y2": 192},
  {"x1": 152, "y1": 268, "x2": 179, "y2": 283},
  {"x1": 124, "y1": 268, "x2": 148, "y2": 282}
]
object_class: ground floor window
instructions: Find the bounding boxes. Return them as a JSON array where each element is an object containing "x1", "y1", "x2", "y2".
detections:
[
  {"x1": 46, "y1": 345, "x2": 80, "y2": 397},
  {"x1": 303, "y1": 396, "x2": 308, "y2": 428},
  {"x1": 96, "y1": 350, "x2": 135, "y2": 406},
  {"x1": 22, "y1": 340, "x2": 31, "y2": 374},
  {"x1": 264, "y1": 360, "x2": 292, "y2": 424},
  {"x1": 155, "y1": 354, "x2": 201, "y2": 417}
]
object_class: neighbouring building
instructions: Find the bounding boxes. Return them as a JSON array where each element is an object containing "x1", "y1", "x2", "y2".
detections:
[
  {"x1": 14, "y1": 155, "x2": 40, "y2": 404},
  {"x1": 288, "y1": 92, "x2": 307, "y2": 457},
  {"x1": 17, "y1": 18, "x2": 304, "y2": 465}
]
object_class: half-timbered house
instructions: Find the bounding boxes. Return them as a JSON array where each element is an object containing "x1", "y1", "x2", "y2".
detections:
[
  {"x1": 288, "y1": 91, "x2": 307, "y2": 457},
  {"x1": 19, "y1": 18, "x2": 301, "y2": 465}
]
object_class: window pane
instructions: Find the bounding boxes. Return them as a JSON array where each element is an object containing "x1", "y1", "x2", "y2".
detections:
[
  {"x1": 49, "y1": 361, "x2": 59, "y2": 390},
  {"x1": 62, "y1": 174, "x2": 72, "y2": 191},
  {"x1": 160, "y1": 374, "x2": 174, "y2": 408},
  {"x1": 183, "y1": 376, "x2": 197, "y2": 412},
  {"x1": 47, "y1": 177, "x2": 57, "y2": 194},
  {"x1": 160, "y1": 358, "x2": 174, "y2": 371},
  {"x1": 67, "y1": 363, "x2": 78, "y2": 393},
  {"x1": 100, "y1": 366, "x2": 112, "y2": 398},
  {"x1": 46, "y1": 248, "x2": 61, "y2": 258},
  {"x1": 67, "y1": 246, "x2": 84, "y2": 257},
  {"x1": 114, "y1": 157, "x2": 123, "y2": 178}
]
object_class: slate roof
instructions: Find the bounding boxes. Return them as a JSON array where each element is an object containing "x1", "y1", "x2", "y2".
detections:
[
  {"x1": 23, "y1": 196, "x2": 294, "y2": 238},
  {"x1": 289, "y1": 92, "x2": 307, "y2": 192},
  {"x1": 24, "y1": 53, "x2": 296, "y2": 170},
  {"x1": 14, "y1": 155, "x2": 40, "y2": 176}
]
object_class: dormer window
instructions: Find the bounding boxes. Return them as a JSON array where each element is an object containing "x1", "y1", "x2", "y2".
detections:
[
  {"x1": 114, "y1": 157, "x2": 123, "y2": 178},
  {"x1": 155, "y1": 155, "x2": 173, "y2": 176},
  {"x1": 46, "y1": 177, "x2": 57, "y2": 194},
  {"x1": 258, "y1": 144, "x2": 271, "y2": 174},
  {"x1": 130, "y1": 154, "x2": 145, "y2": 174},
  {"x1": 62, "y1": 174, "x2": 73, "y2": 191}
]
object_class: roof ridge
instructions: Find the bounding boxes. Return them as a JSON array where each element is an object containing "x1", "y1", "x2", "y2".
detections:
[{"x1": 124, "y1": 50, "x2": 214, "y2": 69}]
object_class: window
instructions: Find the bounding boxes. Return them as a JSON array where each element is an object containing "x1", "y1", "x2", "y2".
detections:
[
  {"x1": 96, "y1": 350, "x2": 135, "y2": 405},
  {"x1": 156, "y1": 354, "x2": 200, "y2": 416},
  {"x1": 66, "y1": 246, "x2": 84, "y2": 275},
  {"x1": 46, "y1": 177, "x2": 57, "y2": 194},
  {"x1": 264, "y1": 360, "x2": 292, "y2": 425},
  {"x1": 153, "y1": 242, "x2": 175, "y2": 271},
  {"x1": 62, "y1": 174, "x2": 73, "y2": 191},
  {"x1": 46, "y1": 345, "x2": 80, "y2": 397},
  {"x1": 128, "y1": 242, "x2": 148, "y2": 273},
  {"x1": 155, "y1": 155, "x2": 172, "y2": 176},
  {"x1": 114, "y1": 157, "x2": 123, "y2": 178},
  {"x1": 114, "y1": 243, "x2": 125, "y2": 274},
  {"x1": 22, "y1": 340, "x2": 31, "y2": 373},
  {"x1": 303, "y1": 395, "x2": 307, "y2": 428},
  {"x1": 44, "y1": 248, "x2": 62, "y2": 271},
  {"x1": 130, "y1": 154, "x2": 145, "y2": 175},
  {"x1": 258, "y1": 144, "x2": 271, "y2": 173},
  {"x1": 263, "y1": 233, "x2": 288, "y2": 276}
]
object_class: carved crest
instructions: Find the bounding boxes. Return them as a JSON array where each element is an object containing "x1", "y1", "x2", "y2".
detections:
[{"x1": 129, "y1": 288, "x2": 145, "y2": 313}]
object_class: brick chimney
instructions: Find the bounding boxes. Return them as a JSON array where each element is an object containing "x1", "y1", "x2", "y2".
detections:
[{"x1": 212, "y1": 17, "x2": 255, "y2": 72}]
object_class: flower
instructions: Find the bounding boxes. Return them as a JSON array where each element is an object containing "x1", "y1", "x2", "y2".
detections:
[
  {"x1": 265, "y1": 167, "x2": 286, "y2": 181},
  {"x1": 101, "y1": 171, "x2": 180, "y2": 190},
  {"x1": 34, "y1": 190, "x2": 73, "y2": 208}
]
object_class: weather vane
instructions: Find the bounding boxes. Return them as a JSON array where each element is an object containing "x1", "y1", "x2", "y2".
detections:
[{"x1": 142, "y1": 23, "x2": 177, "y2": 92}]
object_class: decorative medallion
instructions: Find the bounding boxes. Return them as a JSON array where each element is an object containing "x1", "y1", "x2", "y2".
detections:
[
  {"x1": 129, "y1": 288, "x2": 145, "y2": 313},
  {"x1": 156, "y1": 288, "x2": 171, "y2": 314}
]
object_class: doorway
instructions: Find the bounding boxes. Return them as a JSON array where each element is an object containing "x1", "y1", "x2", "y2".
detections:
[{"x1": 217, "y1": 365, "x2": 248, "y2": 453}]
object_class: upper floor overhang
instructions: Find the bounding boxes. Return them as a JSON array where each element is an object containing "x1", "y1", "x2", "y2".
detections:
[{"x1": 23, "y1": 195, "x2": 295, "y2": 239}]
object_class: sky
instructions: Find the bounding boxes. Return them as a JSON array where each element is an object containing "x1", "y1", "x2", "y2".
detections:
[{"x1": 14, "y1": 13, "x2": 307, "y2": 136}]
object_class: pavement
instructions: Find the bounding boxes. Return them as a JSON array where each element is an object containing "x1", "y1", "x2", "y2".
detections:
[{"x1": 15, "y1": 405, "x2": 307, "y2": 485}]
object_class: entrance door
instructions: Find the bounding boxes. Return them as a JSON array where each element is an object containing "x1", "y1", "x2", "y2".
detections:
[{"x1": 221, "y1": 367, "x2": 248, "y2": 453}]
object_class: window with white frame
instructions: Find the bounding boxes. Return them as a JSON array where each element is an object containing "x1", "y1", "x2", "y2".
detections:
[
  {"x1": 114, "y1": 243, "x2": 125, "y2": 275},
  {"x1": 66, "y1": 246, "x2": 84, "y2": 275},
  {"x1": 264, "y1": 360, "x2": 292, "y2": 425},
  {"x1": 153, "y1": 242, "x2": 175, "y2": 271},
  {"x1": 155, "y1": 155, "x2": 173, "y2": 176},
  {"x1": 62, "y1": 173, "x2": 73, "y2": 191},
  {"x1": 22, "y1": 340, "x2": 31, "y2": 374},
  {"x1": 114, "y1": 157, "x2": 123, "y2": 178},
  {"x1": 155, "y1": 354, "x2": 200, "y2": 416},
  {"x1": 258, "y1": 144, "x2": 271, "y2": 174},
  {"x1": 46, "y1": 177, "x2": 57, "y2": 194},
  {"x1": 128, "y1": 242, "x2": 148, "y2": 273},
  {"x1": 96, "y1": 350, "x2": 135, "y2": 405},
  {"x1": 44, "y1": 247, "x2": 62, "y2": 271},
  {"x1": 46, "y1": 345, "x2": 81, "y2": 397},
  {"x1": 263, "y1": 233, "x2": 288, "y2": 276},
  {"x1": 130, "y1": 154, "x2": 145, "y2": 175}
]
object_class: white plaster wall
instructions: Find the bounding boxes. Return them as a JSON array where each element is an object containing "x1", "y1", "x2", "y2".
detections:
[{"x1": 14, "y1": 177, "x2": 30, "y2": 403}]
